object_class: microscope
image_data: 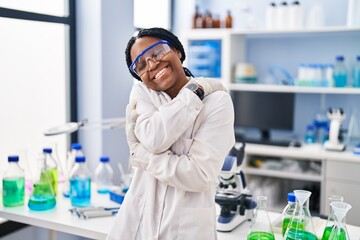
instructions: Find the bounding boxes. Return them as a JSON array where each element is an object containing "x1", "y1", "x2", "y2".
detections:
[
  {"x1": 324, "y1": 108, "x2": 346, "y2": 151},
  {"x1": 215, "y1": 142, "x2": 256, "y2": 232}
]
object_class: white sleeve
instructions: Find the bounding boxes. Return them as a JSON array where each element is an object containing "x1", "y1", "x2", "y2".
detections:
[
  {"x1": 133, "y1": 84, "x2": 204, "y2": 154},
  {"x1": 132, "y1": 92, "x2": 235, "y2": 192}
]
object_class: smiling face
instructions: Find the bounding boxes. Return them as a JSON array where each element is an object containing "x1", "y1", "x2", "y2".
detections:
[{"x1": 130, "y1": 36, "x2": 189, "y2": 98}]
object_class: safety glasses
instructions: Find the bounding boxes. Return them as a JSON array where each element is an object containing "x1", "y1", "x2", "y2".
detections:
[{"x1": 130, "y1": 40, "x2": 172, "y2": 77}]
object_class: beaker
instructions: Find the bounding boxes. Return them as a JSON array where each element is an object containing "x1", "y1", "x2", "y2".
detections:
[
  {"x1": 284, "y1": 190, "x2": 317, "y2": 240},
  {"x1": 28, "y1": 154, "x2": 56, "y2": 211},
  {"x1": 327, "y1": 201, "x2": 351, "y2": 240},
  {"x1": 247, "y1": 196, "x2": 275, "y2": 240},
  {"x1": 322, "y1": 195, "x2": 344, "y2": 240}
]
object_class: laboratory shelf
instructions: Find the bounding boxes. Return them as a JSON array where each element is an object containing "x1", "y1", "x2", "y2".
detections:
[
  {"x1": 243, "y1": 167, "x2": 322, "y2": 182},
  {"x1": 228, "y1": 83, "x2": 360, "y2": 94}
]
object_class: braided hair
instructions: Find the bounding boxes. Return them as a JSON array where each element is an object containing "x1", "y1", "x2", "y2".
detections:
[{"x1": 125, "y1": 27, "x2": 194, "y2": 81}]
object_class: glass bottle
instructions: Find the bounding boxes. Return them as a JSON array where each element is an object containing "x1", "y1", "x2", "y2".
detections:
[
  {"x1": 69, "y1": 155, "x2": 91, "y2": 207},
  {"x1": 2, "y1": 155, "x2": 25, "y2": 207},
  {"x1": 225, "y1": 10, "x2": 232, "y2": 28},
  {"x1": 284, "y1": 190, "x2": 317, "y2": 240},
  {"x1": 322, "y1": 195, "x2": 344, "y2": 240},
  {"x1": 333, "y1": 55, "x2": 348, "y2": 88},
  {"x1": 304, "y1": 124, "x2": 316, "y2": 144},
  {"x1": 247, "y1": 196, "x2": 275, "y2": 240},
  {"x1": 28, "y1": 153, "x2": 56, "y2": 211},
  {"x1": 327, "y1": 202, "x2": 351, "y2": 240},
  {"x1": 94, "y1": 156, "x2": 114, "y2": 194},
  {"x1": 62, "y1": 143, "x2": 84, "y2": 198},
  {"x1": 43, "y1": 148, "x2": 58, "y2": 196},
  {"x1": 282, "y1": 192, "x2": 296, "y2": 236},
  {"x1": 352, "y1": 55, "x2": 360, "y2": 88}
]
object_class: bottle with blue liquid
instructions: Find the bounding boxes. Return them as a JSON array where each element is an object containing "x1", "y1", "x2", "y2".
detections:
[
  {"x1": 2, "y1": 155, "x2": 25, "y2": 207},
  {"x1": 352, "y1": 55, "x2": 360, "y2": 88},
  {"x1": 63, "y1": 143, "x2": 84, "y2": 198},
  {"x1": 304, "y1": 125, "x2": 316, "y2": 144},
  {"x1": 333, "y1": 55, "x2": 348, "y2": 87},
  {"x1": 69, "y1": 156, "x2": 91, "y2": 207},
  {"x1": 95, "y1": 156, "x2": 114, "y2": 194}
]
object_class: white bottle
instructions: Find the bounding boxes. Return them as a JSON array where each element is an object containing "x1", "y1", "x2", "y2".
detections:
[
  {"x1": 289, "y1": 1, "x2": 303, "y2": 29},
  {"x1": 266, "y1": 2, "x2": 277, "y2": 30},
  {"x1": 95, "y1": 156, "x2": 114, "y2": 194},
  {"x1": 277, "y1": 1, "x2": 289, "y2": 30},
  {"x1": 307, "y1": 2, "x2": 324, "y2": 29},
  {"x1": 347, "y1": 0, "x2": 360, "y2": 27}
]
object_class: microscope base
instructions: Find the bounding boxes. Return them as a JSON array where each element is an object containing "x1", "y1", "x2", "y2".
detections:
[
  {"x1": 216, "y1": 214, "x2": 247, "y2": 232},
  {"x1": 324, "y1": 141, "x2": 345, "y2": 151}
]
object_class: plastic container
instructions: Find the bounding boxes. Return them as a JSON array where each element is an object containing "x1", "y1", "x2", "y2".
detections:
[
  {"x1": 63, "y1": 143, "x2": 84, "y2": 198},
  {"x1": 304, "y1": 125, "x2": 316, "y2": 144},
  {"x1": 69, "y1": 155, "x2": 91, "y2": 207},
  {"x1": 282, "y1": 192, "x2": 296, "y2": 236},
  {"x1": 352, "y1": 56, "x2": 360, "y2": 87},
  {"x1": 95, "y1": 156, "x2": 114, "y2": 194},
  {"x1": 2, "y1": 155, "x2": 25, "y2": 207},
  {"x1": 266, "y1": 2, "x2": 277, "y2": 30},
  {"x1": 277, "y1": 1, "x2": 289, "y2": 30},
  {"x1": 289, "y1": 1, "x2": 303, "y2": 29},
  {"x1": 43, "y1": 148, "x2": 58, "y2": 196},
  {"x1": 333, "y1": 55, "x2": 348, "y2": 87}
]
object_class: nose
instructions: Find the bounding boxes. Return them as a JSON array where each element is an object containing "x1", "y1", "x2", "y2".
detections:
[{"x1": 146, "y1": 57, "x2": 159, "y2": 71}]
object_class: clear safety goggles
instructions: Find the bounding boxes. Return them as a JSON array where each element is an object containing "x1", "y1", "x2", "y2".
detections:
[{"x1": 130, "y1": 40, "x2": 172, "y2": 77}]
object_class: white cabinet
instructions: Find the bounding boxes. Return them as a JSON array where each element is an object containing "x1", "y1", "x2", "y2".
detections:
[{"x1": 325, "y1": 160, "x2": 360, "y2": 226}]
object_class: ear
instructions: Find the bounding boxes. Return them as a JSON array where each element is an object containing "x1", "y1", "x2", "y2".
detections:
[{"x1": 175, "y1": 49, "x2": 182, "y2": 59}]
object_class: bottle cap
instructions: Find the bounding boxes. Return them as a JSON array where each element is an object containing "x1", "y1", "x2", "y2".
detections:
[
  {"x1": 336, "y1": 55, "x2": 344, "y2": 61},
  {"x1": 8, "y1": 155, "x2": 19, "y2": 162},
  {"x1": 288, "y1": 192, "x2": 296, "y2": 202},
  {"x1": 357, "y1": 56, "x2": 360, "y2": 61},
  {"x1": 100, "y1": 156, "x2": 110, "y2": 163},
  {"x1": 306, "y1": 125, "x2": 314, "y2": 130},
  {"x1": 43, "y1": 148, "x2": 52, "y2": 154},
  {"x1": 75, "y1": 156, "x2": 86, "y2": 163},
  {"x1": 71, "y1": 143, "x2": 82, "y2": 150}
]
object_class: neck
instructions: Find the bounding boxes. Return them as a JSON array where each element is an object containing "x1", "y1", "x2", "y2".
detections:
[{"x1": 166, "y1": 74, "x2": 190, "y2": 99}]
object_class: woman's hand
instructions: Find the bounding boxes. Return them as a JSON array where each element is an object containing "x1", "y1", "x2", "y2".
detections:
[{"x1": 189, "y1": 78, "x2": 227, "y2": 98}]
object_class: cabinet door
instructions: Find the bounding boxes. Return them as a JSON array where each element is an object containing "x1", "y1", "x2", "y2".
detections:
[{"x1": 325, "y1": 180, "x2": 360, "y2": 226}]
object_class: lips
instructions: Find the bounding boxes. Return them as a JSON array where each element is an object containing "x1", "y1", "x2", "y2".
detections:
[{"x1": 154, "y1": 66, "x2": 168, "y2": 79}]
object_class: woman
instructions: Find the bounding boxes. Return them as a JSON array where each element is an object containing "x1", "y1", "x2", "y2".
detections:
[{"x1": 107, "y1": 28, "x2": 235, "y2": 240}]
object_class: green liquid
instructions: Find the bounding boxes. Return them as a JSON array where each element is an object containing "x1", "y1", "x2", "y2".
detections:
[
  {"x1": 2, "y1": 177, "x2": 25, "y2": 207},
  {"x1": 28, "y1": 181, "x2": 56, "y2": 211},
  {"x1": 283, "y1": 218, "x2": 305, "y2": 236},
  {"x1": 322, "y1": 226, "x2": 347, "y2": 240},
  {"x1": 285, "y1": 228, "x2": 317, "y2": 240},
  {"x1": 40, "y1": 168, "x2": 58, "y2": 196},
  {"x1": 247, "y1": 231, "x2": 275, "y2": 240}
]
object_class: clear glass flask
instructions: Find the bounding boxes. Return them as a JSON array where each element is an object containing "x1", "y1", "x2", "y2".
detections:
[
  {"x1": 322, "y1": 195, "x2": 344, "y2": 240},
  {"x1": 94, "y1": 156, "x2": 114, "y2": 194},
  {"x1": 28, "y1": 153, "x2": 56, "y2": 211},
  {"x1": 284, "y1": 190, "x2": 317, "y2": 240},
  {"x1": 247, "y1": 196, "x2": 275, "y2": 240},
  {"x1": 327, "y1": 201, "x2": 351, "y2": 240},
  {"x1": 42, "y1": 148, "x2": 58, "y2": 196}
]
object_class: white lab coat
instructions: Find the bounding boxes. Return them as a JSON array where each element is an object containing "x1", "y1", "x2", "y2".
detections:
[{"x1": 107, "y1": 78, "x2": 235, "y2": 240}]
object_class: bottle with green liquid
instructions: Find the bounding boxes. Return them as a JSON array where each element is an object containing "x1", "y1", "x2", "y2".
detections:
[
  {"x1": 2, "y1": 155, "x2": 25, "y2": 207},
  {"x1": 247, "y1": 196, "x2": 275, "y2": 240},
  {"x1": 322, "y1": 195, "x2": 344, "y2": 240},
  {"x1": 324, "y1": 201, "x2": 351, "y2": 240},
  {"x1": 42, "y1": 148, "x2": 58, "y2": 196},
  {"x1": 282, "y1": 192, "x2": 296, "y2": 236}
]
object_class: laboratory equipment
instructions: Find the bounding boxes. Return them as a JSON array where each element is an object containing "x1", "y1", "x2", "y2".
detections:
[
  {"x1": 324, "y1": 108, "x2": 346, "y2": 151},
  {"x1": 333, "y1": 56, "x2": 348, "y2": 88},
  {"x1": 94, "y1": 156, "x2": 114, "y2": 194},
  {"x1": 28, "y1": 153, "x2": 56, "y2": 211},
  {"x1": 42, "y1": 148, "x2": 58, "y2": 196},
  {"x1": 304, "y1": 125, "x2": 316, "y2": 144},
  {"x1": 352, "y1": 56, "x2": 360, "y2": 87},
  {"x1": 63, "y1": 143, "x2": 84, "y2": 197},
  {"x1": 324, "y1": 201, "x2": 352, "y2": 240},
  {"x1": 69, "y1": 155, "x2": 91, "y2": 207},
  {"x1": 265, "y1": 2, "x2": 277, "y2": 30},
  {"x1": 215, "y1": 144, "x2": 256, "y2": 232},
  {"x1": 69, "y1": 206, "x2": 120, "y2": 219},
  {"x1": 247, "y1": 196, "x2": 275, "y2": 240},
  {"x1": 322, "y1": 195, "x2": 344, "y2": 240},
  {"x1": 43, "y1": 118, "x2": 126, "y2": 136},
  {"x1": 284, "y1": 190, "x2": 317, "y2": 240},
  {"x1": 282, "y1": 192, "x2": 296, "y2": 236},
  {"x1": 2, "y1": 155, "x2": 25, "y2": 207}
]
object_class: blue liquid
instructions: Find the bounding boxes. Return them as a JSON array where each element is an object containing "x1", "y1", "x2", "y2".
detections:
[
  {"x1": 28, "y1": 195, "x2": 56, "y2": 211},
  {"x1": 97, "y1": 189, "x2": 110, "y2": 194},
  {"x1": 70, "y1": 177, "x2": 91, "y2": 207}
]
